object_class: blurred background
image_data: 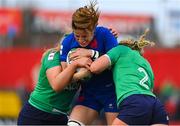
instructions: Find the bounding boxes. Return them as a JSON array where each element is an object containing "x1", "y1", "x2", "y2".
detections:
[{"x1": 0, "y1": 0, "x2": 180, "y2": 125}]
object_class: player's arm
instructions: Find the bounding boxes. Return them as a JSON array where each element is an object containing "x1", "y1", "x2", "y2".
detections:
[
  {"x1": 47, "y1": 56, "x2": 92, "y2": 92},
  {"x1": 72, "y1": 57, "x2": 92, "y2": 81},
  {"x1": 90, "y1": 45, "x2": 128, "y2": 74},
  {"x1": 46, "y1": 62, "x2": 78, "y2": 92},
  {"x1": 89, "y1": 54, "x2": 111, "y2": 74},
  {"x1": 72, "y1": 68, "x2": 91, "y2": 81},
  {"x1": 61, "y1": 62, "x2": 67, "y2": 71}
]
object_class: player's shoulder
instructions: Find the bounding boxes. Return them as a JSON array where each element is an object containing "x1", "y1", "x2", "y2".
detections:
[
  {"x1": 62, "y1": 32, "x2": 74, "y2": 41},
  {"x1": 94, "y1": 26, "x2": 111, "y2": 38},
  {"x1": 60, "y1": 32, "x2": 75, "y2": 45},
  {"x1": 111, "y1": 45, "x2": 131, "y2": 53},
  {"x1": 96, "y1": 26, "x2": 109, "y2": 32},
  {"x1": 43, "y1": 49, "x2": 59, "y2": 62}
]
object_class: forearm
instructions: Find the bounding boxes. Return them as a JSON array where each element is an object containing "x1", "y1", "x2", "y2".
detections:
[
  {"x1": 90, "y1": 55, "x2": 110, "y2": 74},
  {"x1": 72, "y1": 68, "x2": 91, "y2": 81},
  {"x1": 61, "y1": 62, "x2": 67, "y2": 70},
  {"x1": 51, "y1": 64, "x2": 78, "y2": 92}
]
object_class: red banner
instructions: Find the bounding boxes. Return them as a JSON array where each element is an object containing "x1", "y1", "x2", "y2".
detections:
[
  {"x1": 0, "y1": 48, "x2": 180, "y2": 92},
  {"x1": 144, "y1": 49, "x2": 180, "y2": 89},
  {"x1": 0, "y1": 48, "x2": 43, "y2": 92}
]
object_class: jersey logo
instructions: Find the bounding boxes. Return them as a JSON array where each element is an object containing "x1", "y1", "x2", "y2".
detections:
[
  {"x1": 108, "y1": 103, "x2": 114, "y2": 109},
  {"x1": 48, "y1": 52, "x2": 55, "y2": 60},
  {"x1": 89, "y1": 38, "x2": 98, "y2": 48}
]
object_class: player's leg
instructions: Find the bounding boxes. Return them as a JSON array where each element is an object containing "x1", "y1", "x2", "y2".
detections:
[
  {"x1": 151, "y1": 98, "x2": 169, "y2": 126},
  {"x1": 18, "y1": 101, "x2": 46, "y2": 125},
  {"x1": 68, "y1": 105, "x2": 98, "y2": 125},
  {"x1": 18, "y1": 101, "x2": 68, "y2": 125},
  {"x1": 68, "y1": 90, "x2": 100, "y2": 125},
  {"x1": 105, "y1": 112, "x2": 118, "y2": 125},
  {"x1": 112, "y1": 94, "x2": 154, "y2": 125},
  {"x1": 111, "y1": 117, "x2": 128, "y2": 125},
  {"x1": 103, "y1": 92, "x2": 119, "y2": 125}
]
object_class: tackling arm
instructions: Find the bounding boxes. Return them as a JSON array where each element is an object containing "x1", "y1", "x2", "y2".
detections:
[
  {"x1": 90, "y1": 55, "x2": 111, "y2": 74},
  {"x1": 46, "y1": 63, "x2": 78, "y2": 92},
  {"x1": 72, "y1": 68, "x2": 92, "y2": 81}
]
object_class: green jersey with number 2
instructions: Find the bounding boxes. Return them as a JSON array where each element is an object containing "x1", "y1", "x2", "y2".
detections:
[{"x1": 106, "y1": 45, "x2": 155, "y2": 106}]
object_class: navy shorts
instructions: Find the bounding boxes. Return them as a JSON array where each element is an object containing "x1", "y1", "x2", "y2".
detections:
[
  {"x1": 17, "y1": 101, "x2": 68, "y2": 125},
  {"x1": 117, "y1": 94, "x2": 169, "y2": 125},
  {"x1": 75, "y1": 86, "x2": 119, "y2": 113}
]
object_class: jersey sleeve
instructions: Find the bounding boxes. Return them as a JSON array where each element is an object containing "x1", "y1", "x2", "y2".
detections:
[
  {"x1": 44, "y1": 51, "x2": 60, "y2": 70},
  {"x1": 107, "y1": 45, "x2": 129, "y2": 66},
  {"x1": 60, "y1": 33, "x2": 73, "y2": 62},
  {"x1": 102, "y1": 27, "x2": 118, "y2": 52}
]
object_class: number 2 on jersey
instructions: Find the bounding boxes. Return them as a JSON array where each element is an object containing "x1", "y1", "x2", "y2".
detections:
[{"x1": 138, "y1": 67, "x2": 150, "y2": 90}]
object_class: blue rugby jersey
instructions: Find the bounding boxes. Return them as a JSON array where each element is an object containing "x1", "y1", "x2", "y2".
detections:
[{"x1": 60, "y1": 26, "x2": 118, "y2": 91}]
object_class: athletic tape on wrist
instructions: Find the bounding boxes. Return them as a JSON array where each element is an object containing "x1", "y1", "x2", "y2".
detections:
[
  {"x1": 91, "y1": 50, "x2": 95, "y2": 58},
  {"x1": 93, "y1": 50, "x2": 99, "y2": 60}
]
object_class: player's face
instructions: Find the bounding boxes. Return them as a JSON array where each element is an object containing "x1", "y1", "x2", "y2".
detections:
[{"x1": 74, "y1": 29, "x2": 94, "y2": 47}]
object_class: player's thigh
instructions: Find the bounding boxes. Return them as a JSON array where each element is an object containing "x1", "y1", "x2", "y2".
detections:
[
  {"x1": 70, "y1": 105, "x2": 99, "y2": 125},
  {"x1": 116, "y1": 95, "x2": 154, "y2": 125},
  {"x1": 151, "y1": 98, "x2": 169, "y2": 125},
  {"x1": 105, "y1": 112, "x2": 118, "y2": 125},
  {"x1": 103, "y1": 92, "x2": 119, "y2": 125}
]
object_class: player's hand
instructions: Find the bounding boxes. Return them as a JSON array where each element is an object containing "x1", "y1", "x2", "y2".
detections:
[
  {"x1": 69, "y1": 48, "x2": 92, "y2": 61},
  {"x1": 109, "y1": 27, "x2": 118, "y2": 38},
  {"x1": 73, "y1": 68, "x2": 92, "y2": 82},
  {"x1": 71, "y1": 57, "x2": 92, "y2": 69}
]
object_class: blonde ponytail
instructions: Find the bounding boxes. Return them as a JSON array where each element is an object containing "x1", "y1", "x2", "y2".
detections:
[{"x1": 119, "y1": 29, "x2": 155, "y2": 54}]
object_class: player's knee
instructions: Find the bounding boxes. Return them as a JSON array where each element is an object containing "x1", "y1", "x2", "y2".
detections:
[{"x1": 67, "y1": 119, "x2": 85, "y2": 126}]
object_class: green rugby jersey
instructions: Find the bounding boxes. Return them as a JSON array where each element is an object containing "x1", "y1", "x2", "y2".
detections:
[
  {"x1": 106, "y1": 45, "x2": 155, "y2": 106},
  {"x1": 29, "y1": 50, "x2": 79, "y2": 115}
]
